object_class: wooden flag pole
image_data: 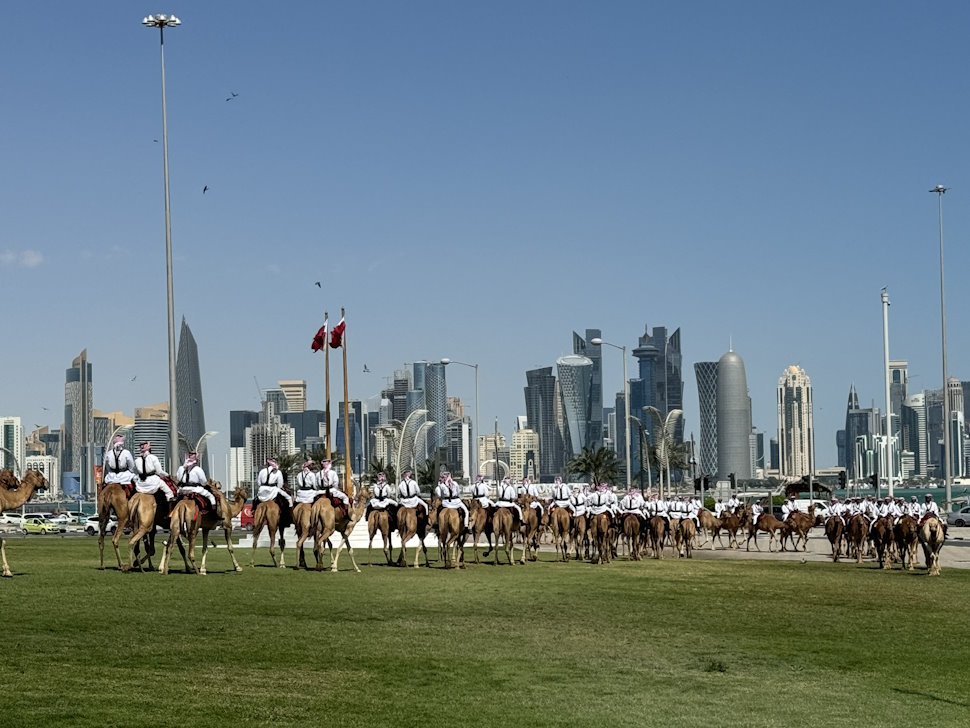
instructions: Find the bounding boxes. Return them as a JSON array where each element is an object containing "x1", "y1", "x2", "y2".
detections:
[
  {"x1": 341, "y1": 307, "x2": 352, "y2": 496},
  {"x1": 324, "y1": 310, "x2": 331, "y2": 459}
]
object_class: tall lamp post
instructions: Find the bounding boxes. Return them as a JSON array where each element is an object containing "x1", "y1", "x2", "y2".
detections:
[
  {"x1": 440, "y1": 358, "x2": 478, "y2": 482},
  {"x1": 931, "y1": 184, "x2": 951, "y2": 508},
  {"x1": 142, "y1": 13, "x2": 181, "y2": 473},
  {"x1": 592, "y1": 338, "x2": 630, "y2": 488}
]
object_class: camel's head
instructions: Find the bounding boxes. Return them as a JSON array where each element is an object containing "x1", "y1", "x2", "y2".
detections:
[
  {"x1": 232, "y1": 485, "x2": 248, "y2": 501},
  {"x1": 0, "y1": 470, "x2": 18, "y2": 490},
  {"x1": 207, "y1": 479, "x2": 223, "y2": 492},
  {"x1": 21, "y1": 470, "x2": 49, "y2": 493},
  {"x1": 354, "y1": 486, "x2": 371, "y2": 504}
]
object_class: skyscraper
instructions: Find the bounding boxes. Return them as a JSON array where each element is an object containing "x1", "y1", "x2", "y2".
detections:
[
  {"x1": 901, "y1": 392, "x2": 928, "y2": 476},
  {"x1": 557, "y1": 354, "x2": 593, "y2": 460},
  {"x1": 510, "y1": 428, "x2": 539, "y2": 481},
  {"x1": 278, "y1": 380, "x2": 307, "y2": 413},
  {"x1": 524, "y1": 366, "x2": 561, "y2": 478},
  {"x1": 777, "y1": 365, "x2": 814, "y2": 478},
  {"x1": 423, "y1": 362, "x2": 448, "y2": 459},
  {"x1": 632, "y1": 325, "x2": 685, "y2": 442},
  {"x1": 889, "y1": 361, "x2": 908, "y2": 434},
  {"x1": 0, "y1": 416, "x2": 24, "y2": 473},
  {"x1": 176, "y1": 318, "x2": 208, "y2": 472},
  {"x1": 715, "y1": 350, "x2": 751, "y2": 479},
  {"x1": 572, "y1": 330, "x2": 602, "y2": 447},
  {"x1": 694, "y1": 361, "x2": 718, "y2": 477},
  {"x1": 64, "y1": 349, "x2": 93, "y2": 495}
]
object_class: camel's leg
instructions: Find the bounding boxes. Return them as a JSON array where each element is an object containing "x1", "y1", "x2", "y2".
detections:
[
  {"x1": 296, "y1": 533, "x2": 308, "y2": 570},
  {"x1": 266, "y1": 528, "x2": 278, "y2": 567},
  {"x1": 0, "y1": 538, "x2": 10, "y2": 577},
  {"x1": 331, "y1": 537, "x2": 345, "y2": 572},
  {"x1": 98, "y1": 531, "x2": 105, "y2": 570},
  {"x1": 111, "y1": 524, "x2": 126, "y2": 571},
  {"x1": 412, "y1": 540, "x2": 421, "y2": 568},
  {"x1": 199, "y1": 530, "x2": 211, "y2": 575},
  {"x1": 278, "y1": 531, "x2": 287, "y2": 568},
  {"x1": 221, "y1": 526, "x2": 242, "y2": 572},
  {"x1": 383, "y1": 527, "x2": 392, "y2": 565},
  {"x1": 332, "y1": 533, "x2": 361, "y2": 573}
]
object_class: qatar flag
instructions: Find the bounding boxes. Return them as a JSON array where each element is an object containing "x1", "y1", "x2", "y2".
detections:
[
  {"x1": 310, "y1": 319, "x2": 328, "y2": 352},
  {"x1": 329, "y1": 317, "x2": 346, "y2": 348}
]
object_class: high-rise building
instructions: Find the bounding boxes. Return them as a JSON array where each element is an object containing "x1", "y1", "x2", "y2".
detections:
[
  {"x1": 844, "y1": 385, "x2": 880, "y2": 480},
  {"x1": 524, "y1": 366, "x2": 561, "y2": 479},
  {"x1": 948, "y1": 376, "x2": 964, "y2": 418},
  {"x1": 510, "y1": 428, "x2": 539, "y2": 482},
  {"x1": 925, "y1": 388, "x2": 944, "y2": 476},
  {"x1": 901, "y1": 393, "x2": 928, "y2": 476},
  {"x1": 278, "y1": 379, "x2": 307, "y2": 414},
  {"x1": 889, "y1": 361, "x2": 908, "y2": 434},
  {"x1": 133, "y1": 415, "x2": 171, "y2": 472},
  {"x1": 263, "y1": 388, "x2": 288, "y2": 417},
  {"x1": 557, "y1": 354, "x2": 593, "y2": 460},
  {"x1": 715, "y1": 350, "x2": 751, "y2": 479},
  {"x1": 445, "y1": 418, "x2": 472, "y2": 478},
  {"x1": 176, "y1": 318, "x2": 208, "y2": 471},
  {"x1": 280, "y1": 410, "x2": 326, "y2": 454},
  {"x1": 572, "y1": 330, "x2": 603, "y2": 449},
  {"x1": 423, "y1": 363, "x2": 448, "y2": 459},
  {"x1": 25, "y1": 455, "x2": 59, "y2": 497},
  {"x1": 0, "y1": 416, "x2": 24, "y2": 473},
  {"x1": 694, "y1": 361, "x2": 718, "y2": 477},
  {"x1": 632, "y1": 325, "x2": 684, "y2": 443},
  {"x1": 246, "y1": 399, "x2": 296, "y2": 484},
  {"x1": 64, "y1": 349, "x2": 94, "y2": 496},
  {"x1": 777, "y1": 365, "x2": 814, "y2": 478},
  {"x1": 478, "y1": 432, "x2": 508, "y2": 481}
]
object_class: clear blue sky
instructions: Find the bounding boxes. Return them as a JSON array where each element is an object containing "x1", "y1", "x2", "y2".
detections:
[{"x1": 4, "y1": 1, "x2": 970, "y2": 476}]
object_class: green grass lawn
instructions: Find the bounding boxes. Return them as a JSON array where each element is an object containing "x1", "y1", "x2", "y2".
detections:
[{"x1": 1, "y1": 538, "x2": 969, "y2": 727}]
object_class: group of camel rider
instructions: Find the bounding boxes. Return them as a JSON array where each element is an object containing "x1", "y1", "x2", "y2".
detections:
[
  {"x1": 827, "y1": 493, "x2": 941, "y2": 526},
  {"x1": 254, "y1": 457, "x2": 346, "y2": 513},
  {"x1": 101, "y1": 435, "x2": 215, "y2": 512}
]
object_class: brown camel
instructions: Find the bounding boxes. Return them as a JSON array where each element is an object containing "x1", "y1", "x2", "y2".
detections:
[
  {"x1": 785, "y1": 506, "x2": 816, "y2": 552},
  {"x1": 97, "y1": 482, "x2": 131, "y2": 570},
  {"x1": 160, "y1": 485, "x2": 247, "y2": 575},
  {"x1": 868, "y1": 516, "x2": 895, "y2": 569},
  {"x1": 250, "y1": 495, "x2": 293, "y2": 569},
  {"x1": 431, "y1": 500, "x2": 466, "y2": 569},
  {"x1": 366, "y1": 505, "x2": 395, "y2": 566},
  {"x1": 548, "y1": 505, "x2": 571, "y2": 562},
  {"x1": 570, "y1": 512, "x2": 588, "y2": 561},
  {"x1": 621, "y1": 513, "x2": 642, "y2": 560},
  {"x1": 125, "y1": 492, "x2": 164, "y2": 572},
  {"x1": 467, "y1": 500, "x2": 494, "y2": 564},
  {"x1": 824, "y1": 516, "x2": 845, "y2": 562},
  {"x1": 0, "y1": 470, "x2": 48, "y2": 578},
  {"x1": 492, "y1": 506, "x2": 522, "y2": 565},
  {"x1": 588, "y1": 512, "x2": 612, "y2": 564},
  {"x1": 292, "y1": 495, "x2": 335, "y2": 570},
  {"x1": 717, "y1": 511, "x2": 742, "y2": 549},
  {"x1": 676, "y1": 518, "x2": 696, "y2": 558},
  {"x1": 918, "y1": 515, "x2": 945, "y2": 576},
  {"x1": 312, "y1": 487, "x2": 369, "y2": 573},
  {"x1": 741, "y1": 508, "x2": 785, "y2": 552},
  {"x1": 845, "y1": 514, "x2": 869, "y2": 563},
  {"x1": 696, "y1": 509, "x2": 724, "y2": 550},
  {"x1": 396, "y1": 503, "x2": 432, "y2": 568},
  {"x1": 894, "y1": 515, "x2": 919, "y2": 572},
  {"x1": 518, "y1": 498, "x2": 541, "y2": 563},
  {"x1": 647, "y1": 516, "x2": 667, "y2": 559}
]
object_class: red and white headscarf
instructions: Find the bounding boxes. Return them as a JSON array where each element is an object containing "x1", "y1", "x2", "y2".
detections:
[
  {"x1": 139, "y1": 441, "x2": 151, "y2": 455},
  {"x1": 112, "y1": 435, "x2": 125, "y2": 449},
  {"x1": 183, "y1": 452, "x2": 198, "y2": 468},
  {"x1": 302, "y1": 458, "x2": 314, "y2": 475},
  {"x1": 266, "y1": 458, "x2": 278, "y2": 470},
  {"x1": 598, "y1": 482, "x2": 609, "y2": 492}
]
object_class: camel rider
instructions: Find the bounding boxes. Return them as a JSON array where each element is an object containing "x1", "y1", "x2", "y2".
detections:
[
  {"x1": 520, "y1": 477, "x2": 543, "y2": 519},
  {"x1": 568, "y1": 486, "x2": 588, "y2": 519},
  {"x1": 781, "y1": 496, "x2": 799, "y2": 522},
  {"x1": 367, "y1": 472, "x2": 398, "y2": 521},
  {"x1": 588, "y1": 483, "x2": 614, "y2": 521},
  {"x1": 255, "y1": 458, "x2": 292, "y2": 508},
  {"x1": 877, "y1": 497, "x2": 894, "y2": 520},
  {"x1": 316, "y1": 458, "x2": 348, "y2": 511},
  {"x1": 645, "y1": 494, "x2": 668, "y2": 523},
  {"x1": 133, "y1": 441, "x2": 173, "y2": 506},
  {"x1": 435, "y1": 471, "x2": 469, "y2": 528},
  {"x1": 713, "y1": 497, "x2": 726, "y2": 518},
  {"x1": 495, "y1": 478, "x2": 524, "y2": 522},
  {"x1": 103, "y1": 435, "x2": 136, "y2": 492},
  {"x1": 829, "y1": 497, "x2": 846, "y2": 526},
  {"x1": 398, "y1": 468, "x2": 428, "y2": 515},
  {"x1": 922, "y1": 494, "x2": 941, "y2": 520},
  {"x1": 686, "y1": 495, "x2": 701, "y2": 528},
  {"x1": 619, "y1": 488, "x2": 644, "y2": 518},
  {"x1": 550, "y1": 477, "x2": 571, "y2": 512},
  {"x1": 470, "y1": 475, "x2": 493, "y2": 508},
  {"x1": 667, "y1": 496, "x2": 684, "y2": 522},
  {"x1": 907, "y1": 495, "x2": 922, "y2": 519},
  {"x1": 294, "y1": 458, "x2": 320, "y2": 505},
  {"x1": 750, "y1": 500, "x2": 764, "y2": 526},
  {"x1": 727, "y1": 493, "x2": 741, "y2": 513},
  {"x1": 176, "y1": 452, "x2": 217, "y2": 511},
  {"x1": 863, "y1": 495, "x2": 878, "y2": 523}
]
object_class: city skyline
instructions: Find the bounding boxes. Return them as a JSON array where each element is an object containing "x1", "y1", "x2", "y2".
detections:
[{"x1": 4, "y1": 3, "x2": 970, "y2": 479}]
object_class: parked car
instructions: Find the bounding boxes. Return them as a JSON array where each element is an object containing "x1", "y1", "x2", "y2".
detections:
[
  {"x1": 947, "y1": 505, "x2": 970, "y2": 527},
  {"x1": 22, "y1": 515, "x2": 66, "y2": 535},
  {"x1": 48, "y1": 514, "x2": 74, "y2": 525},
  {"x1": 0, "y1": 513, "x2": 22, "y2": 526},
  {"x1": 794, "y1": 499, "x2": 831, "y2": 526},
  {"x1": 84, "y1": 515, "x2": 118, "y2": 536}
]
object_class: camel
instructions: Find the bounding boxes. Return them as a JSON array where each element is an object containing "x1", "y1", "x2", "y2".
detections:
[
  {"x1": 250, "y1": 494, "x2": 293, "y2": 569},
  {"x1": 518, "y1": 499, "x2": 541, "y2": 563},
  {"x1": 647, "y1": 516, "x2": 667, "y2": 559},
  {"x1": 824, "y1": 516, "x2": 845, "y2": 562},
  {"x1": 467, "y1": 500, "x2": 494, "y2": 564},
  {"x1": 124, "y1": 477, "x2": 181, "y2": 572},
  {"x1": 741, "y1": 508, "x2": 785, "y2": 552},
  {"x1": 312, "y1": 487, "x2": 369, "y2": 573},
  {"x1": 588, "y1": 512, "x2": 612, "y2": 564},
  {"x1": 366, "y1": 504, "x2": 395, "y2": 566},
  {"x1": 785, "y1": 506, "x2": 816, "y2": 552},
  {"x1": 696, "y1": 509, "x2": 724, "y2": 550},
  {"x1": 919, "y1": 515, "x2": 945, "y2": 576},
  {"x1": 396, "y1": 503, "x2": 432, "y2": 568},
  {"x1": 621, "y1": 513, "x2": 642, "y2": 560},
  {"x1": 717, "y1": 511, "x2": 742, "y2": 549},
  {"x1": 158, "y1": 484, "x2": 247, "y2": 575},
  {"x1": 868, "y1": 516, "x2": 895, "y2": 569},
  {"x1": 894, "y1": 515, "x2": 919, "y2": 572},
  {"x1": 0, "y1": 470, "x2": 48, "y2": 578},
  {"x1": 97, "y1": 482, "x2": 131, "y2": 570},
  {"x1": 845, "y1": 514, "x2": 869, "y2": 563},
  {"x1": 548, "y1": 505, "x2": 571, "y2": 562},
  {"x1": 570, "y1": 512, "x2": 588, "y2": 561},
  {"x1": 430, "y1": 499, "x2": 466, "y2": 569},
  {"x1": 492, "y1": 506, "x2": 523, "y2": 565},
  {"x1": 676, "y1": 518, "x2": 696, "y2": 558}
]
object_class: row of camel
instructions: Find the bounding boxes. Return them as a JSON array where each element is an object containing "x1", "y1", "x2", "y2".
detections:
[{"x1": 824, "y1": 512, "x2": 947, "y2": 575}]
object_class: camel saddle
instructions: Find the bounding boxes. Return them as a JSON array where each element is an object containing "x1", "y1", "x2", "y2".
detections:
[
  {"x1": 123, "y1": 483, "x2": 137, "y2": 499},
  {"x1": 275, "y1": 495, "x2": 294, "y2": 529},
  {"x1": 176, "y1": 492, "x2": 215, "y2": 517},
  {"x1": 328, "y1": 493, "x2": 349, "y2": 522}
]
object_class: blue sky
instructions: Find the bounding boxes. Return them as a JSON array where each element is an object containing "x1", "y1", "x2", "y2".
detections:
[{"x1": 4, "y1": 1, "x2": 970, "y2": 477}]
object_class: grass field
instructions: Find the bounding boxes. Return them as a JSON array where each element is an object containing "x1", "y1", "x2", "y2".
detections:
[{"x1": 1, "y1": 537, "x2": 969, "y2": 727}]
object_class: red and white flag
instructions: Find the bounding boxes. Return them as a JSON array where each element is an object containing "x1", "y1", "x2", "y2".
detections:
[
  {"x1": 310, "y1": 317, "x2": 328, "y2": 352},
  {"x1": 329, "y1": 316, "x2": 346, "y2": 349}
]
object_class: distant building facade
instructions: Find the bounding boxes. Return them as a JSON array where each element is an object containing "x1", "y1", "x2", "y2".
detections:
[{"x1": 777, "y1": 365, "x2": 814, "y2": 478}]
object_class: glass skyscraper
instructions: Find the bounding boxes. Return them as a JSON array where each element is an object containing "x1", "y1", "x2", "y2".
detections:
[
  {"x1": 557, "y1": 354, "x2": 593, "y2": 460},
  {"x1": 176, "y1": 318, "x2": 208, "y2": 472},
  {"x1": 572, "y1": 330, "x2": 602, "y2": 447},
  {"x1": 694, "y1": 361, "x2": 718, "y2": 478},
  {"x1": 524, "y1": 366, "x2": 562, "y2": 479}
]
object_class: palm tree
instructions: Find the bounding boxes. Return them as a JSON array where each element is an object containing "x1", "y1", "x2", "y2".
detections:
[
  {"x1": 567, "y1": 446, "x2": 621, "y2": 486},
  {"x1": 273, "y1": 452, "x2": 302, "y2": 488},
  {"x1": 644, "y1": 406, "x2": 683, "y2": 497},
  {"x1": 416, "y1": 458, "x2": 438, "y2": 489},
  {"x1": 365, "y1": 457, "x2": 396, "y2": 486},
  {"x1": 306, "y1": 445, "x2": 344, "y2": 470}
]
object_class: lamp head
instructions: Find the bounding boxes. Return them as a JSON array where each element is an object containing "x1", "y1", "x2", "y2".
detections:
[
  {"x1": 590, "y1": 337, "x2": 602, "y2": 345},
  {"x1": 440, "y1": 358, "x2": 451, "y2": 365}
]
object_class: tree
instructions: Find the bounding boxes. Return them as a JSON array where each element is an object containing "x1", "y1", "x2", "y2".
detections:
[
  {"x1": 273, "y1": 452, "x2": 302, "y2": 487},
  {"x1": 365, "y1": 457, "x2": 396, "y2": 486},
  {"x1": 416, "y1": 458, "x2": 438, "y2": 489},
  {"x1": 644, "y1": 406, "x2": 683, "y2": 496},
  {"x1": 306, "y1": 445, "x2": 344, "y2": 470},
  {"x1": 567, "y1": 446, "x2": 621, "y2": 486}
]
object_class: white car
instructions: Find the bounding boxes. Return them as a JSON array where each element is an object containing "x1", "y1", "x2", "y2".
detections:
[
  {"x1": 84, "y1": 515, "x2": 118, "y2": 536},
  {"x1": 0, "y1": 513, "x2": 22, "y2": 526},
  {"x1": 793, "y1": 499, "x2": 830, "y2": 525}
]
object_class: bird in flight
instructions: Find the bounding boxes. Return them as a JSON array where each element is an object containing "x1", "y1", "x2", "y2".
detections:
[
  {"x1": 203, "y1": 185, "x2": 209, "y2": 194},
  {"x1": 130, "y1": 375, "x2": 137, "y2": 382},
  {"x1": 363, "y1": 365, "x2": 371, "y2": 373},
  {"x1": 314, "y1": 281, "x2": 321, "y2": 288},
  {"x1": 226, "y1": 91, "x2": 239, "y2": 101},
  {"x1": 153, "y1": 139, "x2": 159, "y2": 143},
  {"x1": 41, "y1": 406, "x2": 49, "y2": 411}
]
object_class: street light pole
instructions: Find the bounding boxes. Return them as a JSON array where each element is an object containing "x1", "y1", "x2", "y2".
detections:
[
  {"x1": 592, "y1": 338, "x2": 630, "y2": 488},
  {"x1": 881, "y1": 288, "x2": 893, "y2": 497},
  {"x1": 142, "y1": 13, "x2": 181, "y2": 472},
  {"x1": 440, "y1": 358, "x2": 478, "y2": 482},
  {"x1": 931, "y1": 184, "x2": 951, "y2": 508}
]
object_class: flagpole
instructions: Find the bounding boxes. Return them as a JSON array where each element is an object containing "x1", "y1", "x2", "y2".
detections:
[
  {"x1": 324, "y1": 311, "x2": 331, "y2": 459},
  {"x1": 341, "y1": 307, "x2": 352, "y2": 497}
]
